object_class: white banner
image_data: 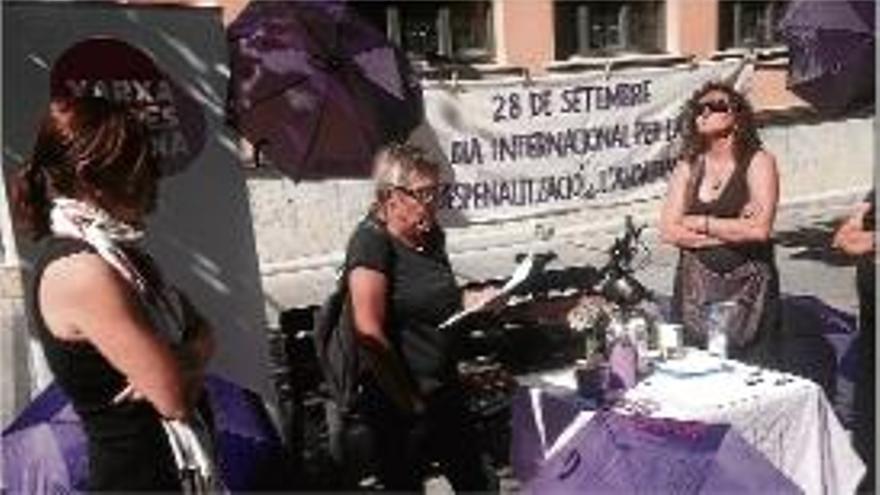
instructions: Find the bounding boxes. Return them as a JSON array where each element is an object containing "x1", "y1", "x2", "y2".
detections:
[{"x1": 414, "y1": 59, "x2": 749, "y2": 223}]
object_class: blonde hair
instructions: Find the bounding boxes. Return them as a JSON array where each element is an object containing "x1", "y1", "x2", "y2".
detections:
[{"x1": 372, "y1": 143, "x2": 439, "y2": 202}]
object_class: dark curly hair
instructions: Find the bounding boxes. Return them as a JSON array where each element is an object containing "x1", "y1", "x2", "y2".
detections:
[
  {"x1": 11, "y1": 96, "x2": 159, "y2": 240},
  {"x1": 678, "y1": 81, "x2": 762, "y2": 168}
]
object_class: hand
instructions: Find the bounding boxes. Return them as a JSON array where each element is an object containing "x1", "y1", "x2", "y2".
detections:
[
  {"x1": 682, "y1": 215, "x2": 705, "y2": 233},
  {"x1": 462, "y1": 285, "x2": 507, "y2": 314},
  {"x1": 740, "y1": 202, "x2": 763, "y2": 219}
]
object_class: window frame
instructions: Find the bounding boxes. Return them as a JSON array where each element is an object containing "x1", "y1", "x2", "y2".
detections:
[
  {"x1": 382, "y1": 1, "x2": 495, "y2": 64},
  {"x1": 556, "y1": 1, "x2": 665, "y2": 59},
  {"x1": 720, "y1": 0, "x2": 788, "y2": 50}
]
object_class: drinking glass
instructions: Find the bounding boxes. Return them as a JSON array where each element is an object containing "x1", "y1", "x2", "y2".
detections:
[{"x1": 703, "y1": 300, "x2": 738, "y2": 358}]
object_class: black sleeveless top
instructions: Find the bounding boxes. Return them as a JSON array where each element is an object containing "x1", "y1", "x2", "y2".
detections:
[
  {"x1": 685, "y1": 154, "x2": 775, "y2": 273},
  {"x1": 29, "y1": 237, "x2": 180, "y2": 492}
]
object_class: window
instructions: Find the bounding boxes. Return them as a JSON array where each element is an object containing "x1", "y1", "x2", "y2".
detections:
[
  {"x1": 350, "y1": 1, "x2": 494, "y2": 63},
  {"x1": 719, "y1": 0, "x2": 789, "y2": 49},
  {"x1": 555, "y1": 1, "x2": 665, "y2": 59}
]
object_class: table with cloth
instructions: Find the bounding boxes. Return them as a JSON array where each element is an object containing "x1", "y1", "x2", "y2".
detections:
[{"x1": 512, "y1": 351, "x2": 865, "y2": 495}]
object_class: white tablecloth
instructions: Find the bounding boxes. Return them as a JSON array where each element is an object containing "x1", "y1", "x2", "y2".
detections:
[{"x1": 527, "y1": 353, "x2": 865, "y2": 495}]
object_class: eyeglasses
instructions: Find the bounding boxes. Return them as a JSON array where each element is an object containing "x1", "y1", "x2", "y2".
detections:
[
  {"x1": 395, "y1": 185, "x2": 439, "y2": 205},
  {"x1": 696, "y1": 99, "x2": 732, "y2": 116}
]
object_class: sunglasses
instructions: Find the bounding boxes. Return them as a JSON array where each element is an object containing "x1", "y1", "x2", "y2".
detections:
[
  {"x1": 696, "y1": 99, "x2": 732, "y2": 115},
  {"x1": 395, "y1": 184, "x2": 439, "y2": 205}
]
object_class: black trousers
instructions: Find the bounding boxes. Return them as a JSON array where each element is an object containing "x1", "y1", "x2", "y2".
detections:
[
  {"x1": 360, "y1": 380, "x2": 489, "y2": 492},
  {"x1": 855, "y1": 261, "x2": 875, "y2": 493}
]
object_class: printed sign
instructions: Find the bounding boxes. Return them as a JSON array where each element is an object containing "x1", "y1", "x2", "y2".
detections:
[
  {"x1": 50, "y1": 37, "x2": 206, "y2": 176},
  {"x1": 416, "y1": 60, "x2": 747, "y2": 222}
]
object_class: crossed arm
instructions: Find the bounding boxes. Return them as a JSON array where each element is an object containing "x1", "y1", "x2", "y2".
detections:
[{"x1": 660, "y1": 150, "x2": 779, "y2": 249}]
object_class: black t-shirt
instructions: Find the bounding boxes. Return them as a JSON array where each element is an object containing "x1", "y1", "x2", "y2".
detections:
[{"x1": 344, "y1": 215, "x2": 462, "y2": 394}]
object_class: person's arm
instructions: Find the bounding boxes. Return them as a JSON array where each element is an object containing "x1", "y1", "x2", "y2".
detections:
[
  {"x1": 40, "y1": 252, "x2": 189, "y2": 419},
  {"x1": 833, "y1": 202, "x2": 876, "y2": 256},
  {"x1": 659, "y1": 160, "x2": 723, "y2": 249},
  {"x1": 690, "y1": 150, "x2": 779, "y2": 244},
  {"x1": 348, "y1": 267, "x2": 424, "y2": 414}
]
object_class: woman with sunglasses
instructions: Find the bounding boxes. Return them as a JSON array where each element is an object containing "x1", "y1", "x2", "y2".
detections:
[
  {"x1": 341, "y1": 143, "x2": 490, "y2": 491},
  {"x1": 12, "y1": 97, "x2": 217, "y2": 491},
  {"x1": 660, "y1": 82, "x2": 781, "y2": 367}
]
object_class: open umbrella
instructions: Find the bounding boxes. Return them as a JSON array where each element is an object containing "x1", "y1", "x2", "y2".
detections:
[
  {"x1": 3, "y1": 375, "x2": 285, "y2": 493},
  {"x1": 778, "y1": 0, "x2": 875, "y2": 115},
  {"x1": 227, "y1": 1, "x2": 423, "y2": 180},
  {"x1": 2, "y1": 385, "x2": 89, "y2": 493},
  {"x1": 203, "y1": 375, "x2": 287, "y2": 491}
]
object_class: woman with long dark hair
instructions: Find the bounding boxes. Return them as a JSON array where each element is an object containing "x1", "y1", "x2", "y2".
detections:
[
  {"x1": 660, "y1": 82, "x2": 781, "y2": 366},
  {"x1": 12, "y1": 96, "x2": 217, "y2": 492}
]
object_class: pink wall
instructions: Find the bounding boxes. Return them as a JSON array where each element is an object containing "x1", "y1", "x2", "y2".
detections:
[
  {"x1": 750, "y1": 65, "x2": 810, "y2": 111},
  {"x1": 205, "y1": 0, "x2": 806, "y2": 112},
  {"x1": 666, "y1": 0, "x2": 718, "y2": 57},
  {"x1": 493, "y1": 0, "x2": 555, "y2": 74}
]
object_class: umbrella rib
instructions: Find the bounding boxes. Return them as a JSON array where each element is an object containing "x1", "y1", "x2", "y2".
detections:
[
  {"x1": 244, "y1": 74, "x2": 310, "y2": 113},
  {"x1": 297, "y1": 83, "x2": 332, "y2": 179}
]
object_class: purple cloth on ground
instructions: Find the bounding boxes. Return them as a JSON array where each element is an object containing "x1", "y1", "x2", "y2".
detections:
[
  {"x1": 525, "y1": 411, "x2": 800, "y2": 494},
  {"x1": 2, "y1": 375, "x2": 284, "y2": 493}
]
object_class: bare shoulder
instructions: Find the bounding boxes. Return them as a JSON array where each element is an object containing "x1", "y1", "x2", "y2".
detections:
[
  {"x1": 670, "y1": 159, "x2": 693, "y2": 183},
  {"x1": 749, "y1": 149, "x2": 778, "y2": 173},
  {"x1": 41, "y1": 251, "x2": 131, "y2": 304}
]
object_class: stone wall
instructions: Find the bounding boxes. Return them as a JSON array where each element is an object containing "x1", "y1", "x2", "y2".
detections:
[{"x1": 250, "y1": 114, "x2": 875, "y2": 322}]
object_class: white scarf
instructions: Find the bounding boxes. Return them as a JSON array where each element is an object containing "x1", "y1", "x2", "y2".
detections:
[{"x1": 50, "y1": 198, "x2": 225, "y2": 494}]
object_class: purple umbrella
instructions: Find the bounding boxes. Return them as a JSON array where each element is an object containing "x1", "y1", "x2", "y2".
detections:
[
  {"x1": 778, "y1": 0, "x2": 875, "y2": 115},
  {"x1": 2, "y1": 385, "x2": 89, "y2": 493},
  {"x1": 3, "y1": 375, "x2": 285, "y2": 493},
  {"x1": 226, "y1": 1, "x2": 423, "y2": 180}
]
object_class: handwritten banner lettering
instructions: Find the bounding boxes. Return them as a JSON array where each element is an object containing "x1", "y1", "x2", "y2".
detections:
[{"x1": 414, "y1": 60, "x2": 746, "y2": 222}]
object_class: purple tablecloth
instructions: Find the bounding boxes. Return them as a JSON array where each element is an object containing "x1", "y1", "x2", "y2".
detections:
[{"x1": 511, "y1": 388, "x2": 800, "y2": 494}]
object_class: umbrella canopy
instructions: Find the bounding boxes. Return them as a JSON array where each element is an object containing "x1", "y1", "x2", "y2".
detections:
[
  {"x1": 2, "y1": 375, "x2": 285, "y2": 493},
  {"x1": 526, "y1": 411, "x2": 800, "y2": 494},
  {"x1": 227, "y1": 1, "x2": 423, "y2": 180},
  {"x1": 2, "y1": 385, "x2": 89, "y2": 493},
  {"x1": 778, "y1": 0, "x2": 875, "y2": 115}
]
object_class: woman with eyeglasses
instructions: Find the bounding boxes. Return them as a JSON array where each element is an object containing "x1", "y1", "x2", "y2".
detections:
[
  {"x1": 341, "y1": 143, "x2": 490, "y2": 491},
  {"x1": 660, "y1": 82, "x2": 781, "y2": 367}
]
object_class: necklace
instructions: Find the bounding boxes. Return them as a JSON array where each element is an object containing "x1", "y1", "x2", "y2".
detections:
[{"x1": 704, "y1": 157, "x2": 733, "y2": 193}]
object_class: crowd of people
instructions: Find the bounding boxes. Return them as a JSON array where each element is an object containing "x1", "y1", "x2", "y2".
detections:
[{"x1": 11, "y1": 81, "x2": 874, "y2": 492}]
